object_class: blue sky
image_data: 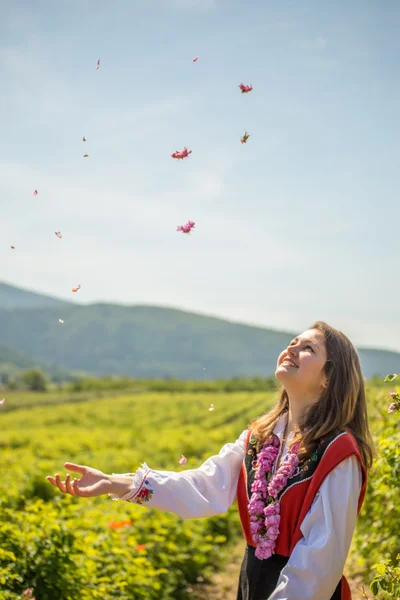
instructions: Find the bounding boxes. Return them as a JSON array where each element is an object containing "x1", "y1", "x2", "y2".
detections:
[{"x1": 1, "y1": 0, "x2": 400, "y2": 351}]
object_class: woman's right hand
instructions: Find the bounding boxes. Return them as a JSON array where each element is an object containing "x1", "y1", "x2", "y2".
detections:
[{"x1": 46, "y1": 462, "x2": 112, "y2": 497}]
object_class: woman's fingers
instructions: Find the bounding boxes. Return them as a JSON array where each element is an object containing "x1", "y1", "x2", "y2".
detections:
[
  {"x1": 73, "y1": 478, "x2": 95, "y2": 497},
  {"x1": 48, "y1": 473, "x2": 74, "y2": 495},
  {"x1": 46, "y1": 471, "x2": 87, "y2": 497},
  {"x1": 72, "y1": 478, "x2": 83, "y2": 496},
  {"x1": 46, "y1": 475, "x2": 57, "y2": 487},
  {"x1": 65, "y1": 474, "x2": 76, "y2": 496},
  {"x1": 46, "y1": 473, "x2": 81, "y2": 496},
  {"x1": 64, "y1": 462, "x2": 86, "y2": 474},
  {"x1": 55, "y1": 473, "x2": 67, "y2": 493}
]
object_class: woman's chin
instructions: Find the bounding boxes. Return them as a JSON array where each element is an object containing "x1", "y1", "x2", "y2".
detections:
[{"x1": 275, "y1": 366, "x2": 298, "y2": 381}]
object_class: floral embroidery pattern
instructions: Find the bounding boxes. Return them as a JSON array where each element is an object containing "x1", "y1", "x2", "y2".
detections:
[{"x1": 133, "y1": 479, "x2": 154, "y2": 505}]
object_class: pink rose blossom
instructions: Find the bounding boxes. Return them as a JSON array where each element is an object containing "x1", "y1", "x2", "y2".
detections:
[{"x1": 248, "y1": 435, "x2": 300, "y2": 560}]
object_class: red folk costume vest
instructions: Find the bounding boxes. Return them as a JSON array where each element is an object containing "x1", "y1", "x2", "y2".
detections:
[{"x1": 237, "y1": 428, "x2": 367, "y2": 600}]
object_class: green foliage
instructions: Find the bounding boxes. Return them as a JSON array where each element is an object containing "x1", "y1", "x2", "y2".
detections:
[
  {"x1": 349, "y1": 381, "x2": 400, "y2": 598},
  {"x1": 384, "y1": 374, "x2": 400, "y2": 382},
  {"x1": 0, "y1": 390, "x2": 273, "y2": 599},
  {"x1": 19, "y1": 369, "x2": 48, "y2": 392},
  {"x1": 370, "y1": 556, "x2": 400, "y2": 597},
  {"x1": 66, "y1": 375, "x2": 279, "y2": 394}
]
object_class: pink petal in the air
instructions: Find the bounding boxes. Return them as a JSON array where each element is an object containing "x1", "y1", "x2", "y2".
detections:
[
  {"x1": 179, "y1": 455, "x2": 187, "y2": 465},
  {"x1": 33, "y1": 190, "x2": 38, "y2": 196},
  {"x1": 238, "y1": 83, "x2": 253, "y2": 94},
  {"x1": 193, "y1": 56, "x2": 199, "y2": 62},
  {"x1": 0, "y1": 398, "x2": 5, "y2": 406},
  {"x1": 171, "y1": 147, "x2": 192, "y2": 160},
  {"x1": 55, "y1": 231, "x2": 62, "y2": 239},
  {"x1": 177, "y1": 220, "x2": 195, "y2": 234},
  {"x1": 96, "y1": 59, "x2": 100, "y2": 70},
  {"x1": 10, "y1": 245, "x2": 15, "y2": 249}
]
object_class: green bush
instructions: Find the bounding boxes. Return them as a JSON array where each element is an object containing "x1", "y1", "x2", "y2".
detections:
[
  {"x1": 351, "y1": 378, "x2": 400, "y2": 598},
  {"x1": 19, "y1": 369, "x2": 48, "y2": 392}
]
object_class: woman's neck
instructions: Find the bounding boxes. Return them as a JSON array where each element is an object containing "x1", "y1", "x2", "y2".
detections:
[{"x1": 285, "y1": 405, "x2": 302, "y2": 439}]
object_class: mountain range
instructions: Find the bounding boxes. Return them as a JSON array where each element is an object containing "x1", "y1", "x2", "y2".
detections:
[{"x1": 0, "y1": 281, "x2": 399, "y2": 380}]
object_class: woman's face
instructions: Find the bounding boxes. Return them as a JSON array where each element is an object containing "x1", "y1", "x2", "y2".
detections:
[{"x1": 275, "y1": 329, "x2": 328, "y2": 395}]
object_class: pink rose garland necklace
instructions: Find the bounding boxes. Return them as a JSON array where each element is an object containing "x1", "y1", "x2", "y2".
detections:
[{"x1": 248, "y1": 434, "x2": 300, "y2": 560}]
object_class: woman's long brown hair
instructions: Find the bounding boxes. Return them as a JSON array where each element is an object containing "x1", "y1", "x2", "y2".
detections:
[{"x1": 250, "y1": 321, "x2": 377, "y2": 470}]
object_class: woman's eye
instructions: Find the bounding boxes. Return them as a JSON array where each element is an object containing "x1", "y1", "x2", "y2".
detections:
[{"x1": 288, "y1": 342, "x2": 314, "y2": 352}]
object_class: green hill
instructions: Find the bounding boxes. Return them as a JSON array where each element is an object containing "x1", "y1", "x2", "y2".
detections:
[
  {"x1": 0, "y1": 281, "x2": 72, "y2": 310},
  {"x1": 0, "y1": 343, "x2": 37, "y2": 370},
  {"x1": 0, "y1": 342, "x2": 83, "y2": 383},
  {"x1": 0, "y1": 283, "x2": 398, "y2": 379}
]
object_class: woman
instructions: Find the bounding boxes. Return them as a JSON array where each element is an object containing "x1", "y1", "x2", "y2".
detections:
[{"x1": 47, "y1": 321, "x2": 376, "y2": 599}]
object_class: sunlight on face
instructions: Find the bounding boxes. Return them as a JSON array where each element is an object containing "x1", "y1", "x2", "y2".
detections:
[{"x1": 275, "y1": 329, "x2": 328, "y2": 393}]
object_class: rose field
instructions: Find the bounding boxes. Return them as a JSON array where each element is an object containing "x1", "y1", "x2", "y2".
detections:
[{"x1": 0, "y1": 381, "x2": 399, "y2": 599}]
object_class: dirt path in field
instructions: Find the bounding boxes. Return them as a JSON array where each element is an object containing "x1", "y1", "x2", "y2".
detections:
[{"x1": 193, "y1": 540, "x2": 373, "y2": 600}]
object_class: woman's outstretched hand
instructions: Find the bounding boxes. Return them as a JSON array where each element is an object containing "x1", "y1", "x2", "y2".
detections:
[{"x1": 46, "y1": 463, "x2": 112, "y2": 497}]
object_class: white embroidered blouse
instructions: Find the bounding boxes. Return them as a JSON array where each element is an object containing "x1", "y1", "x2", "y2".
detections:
[{"x1": 110, "y1": 413, "x2": 362, "y2": 599}]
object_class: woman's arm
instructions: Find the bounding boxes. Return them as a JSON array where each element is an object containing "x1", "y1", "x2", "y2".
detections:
[
  {"x1": 109, "y1": 429, "x2": 248, "y2": 519},
  {"x1": 268, "y1": 455, "x2": 363, "y2": 600}
]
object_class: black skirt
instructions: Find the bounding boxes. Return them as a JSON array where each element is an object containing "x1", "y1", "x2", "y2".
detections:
[{"x1": 236, "y1": 545, "x2": 342, "y2": 600}]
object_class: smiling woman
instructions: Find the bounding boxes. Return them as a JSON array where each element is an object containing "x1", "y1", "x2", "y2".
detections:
[{"x1": 47, "y1": 320, "x2": 376, "y2": 600}]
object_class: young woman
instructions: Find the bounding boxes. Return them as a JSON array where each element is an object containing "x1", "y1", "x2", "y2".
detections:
[{"x1": 47, "y1": 320, "x2": 376, "y2": 600}]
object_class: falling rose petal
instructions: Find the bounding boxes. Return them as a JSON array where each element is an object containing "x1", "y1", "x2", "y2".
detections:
[
  {"x1": 33, "y1": 190, "x2": 38, "y2": 196},
  {"x1": 72, "y1": 285, "x2": 81, "y2": 293},
  {"x1": 177, "y1": 220, "x2": 195, "y2": 234},
  {"x1": 192, "y1": 56, "x2": 199, "y2": 62},
  {"x1": 83, "y1": 154, "x2": 89, "y2": 158},
  {"x1": 10, "y1": 245, "x2": 15, "y2": 249},
  {"x1": 96, "y1": 59, "x2": 100, "y2": 70},
  {"x1": 83, "y1": 136, "x2": 87, "y2": 142},
  {"x1": 238, "y1": 83, "x2": 253, "y2": 94},
  {"x1": 179, "y1": 455, "x2": 187, "y2": 465},
  {"x1": 58, "y1": 319, "x2": 64, "y2": 324},
  {"x1": 171, "y1": 147, "x2": 192, "y2": 160},
  {"x1": 209, "y1": 404, "x2": 214, "y2": 411},
  {"x1": 55, "y1": 231, "x2": 62, "y2": 239},
  {"x1": 0, "y1": 398, "x2": 5, "y2": 406}
]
